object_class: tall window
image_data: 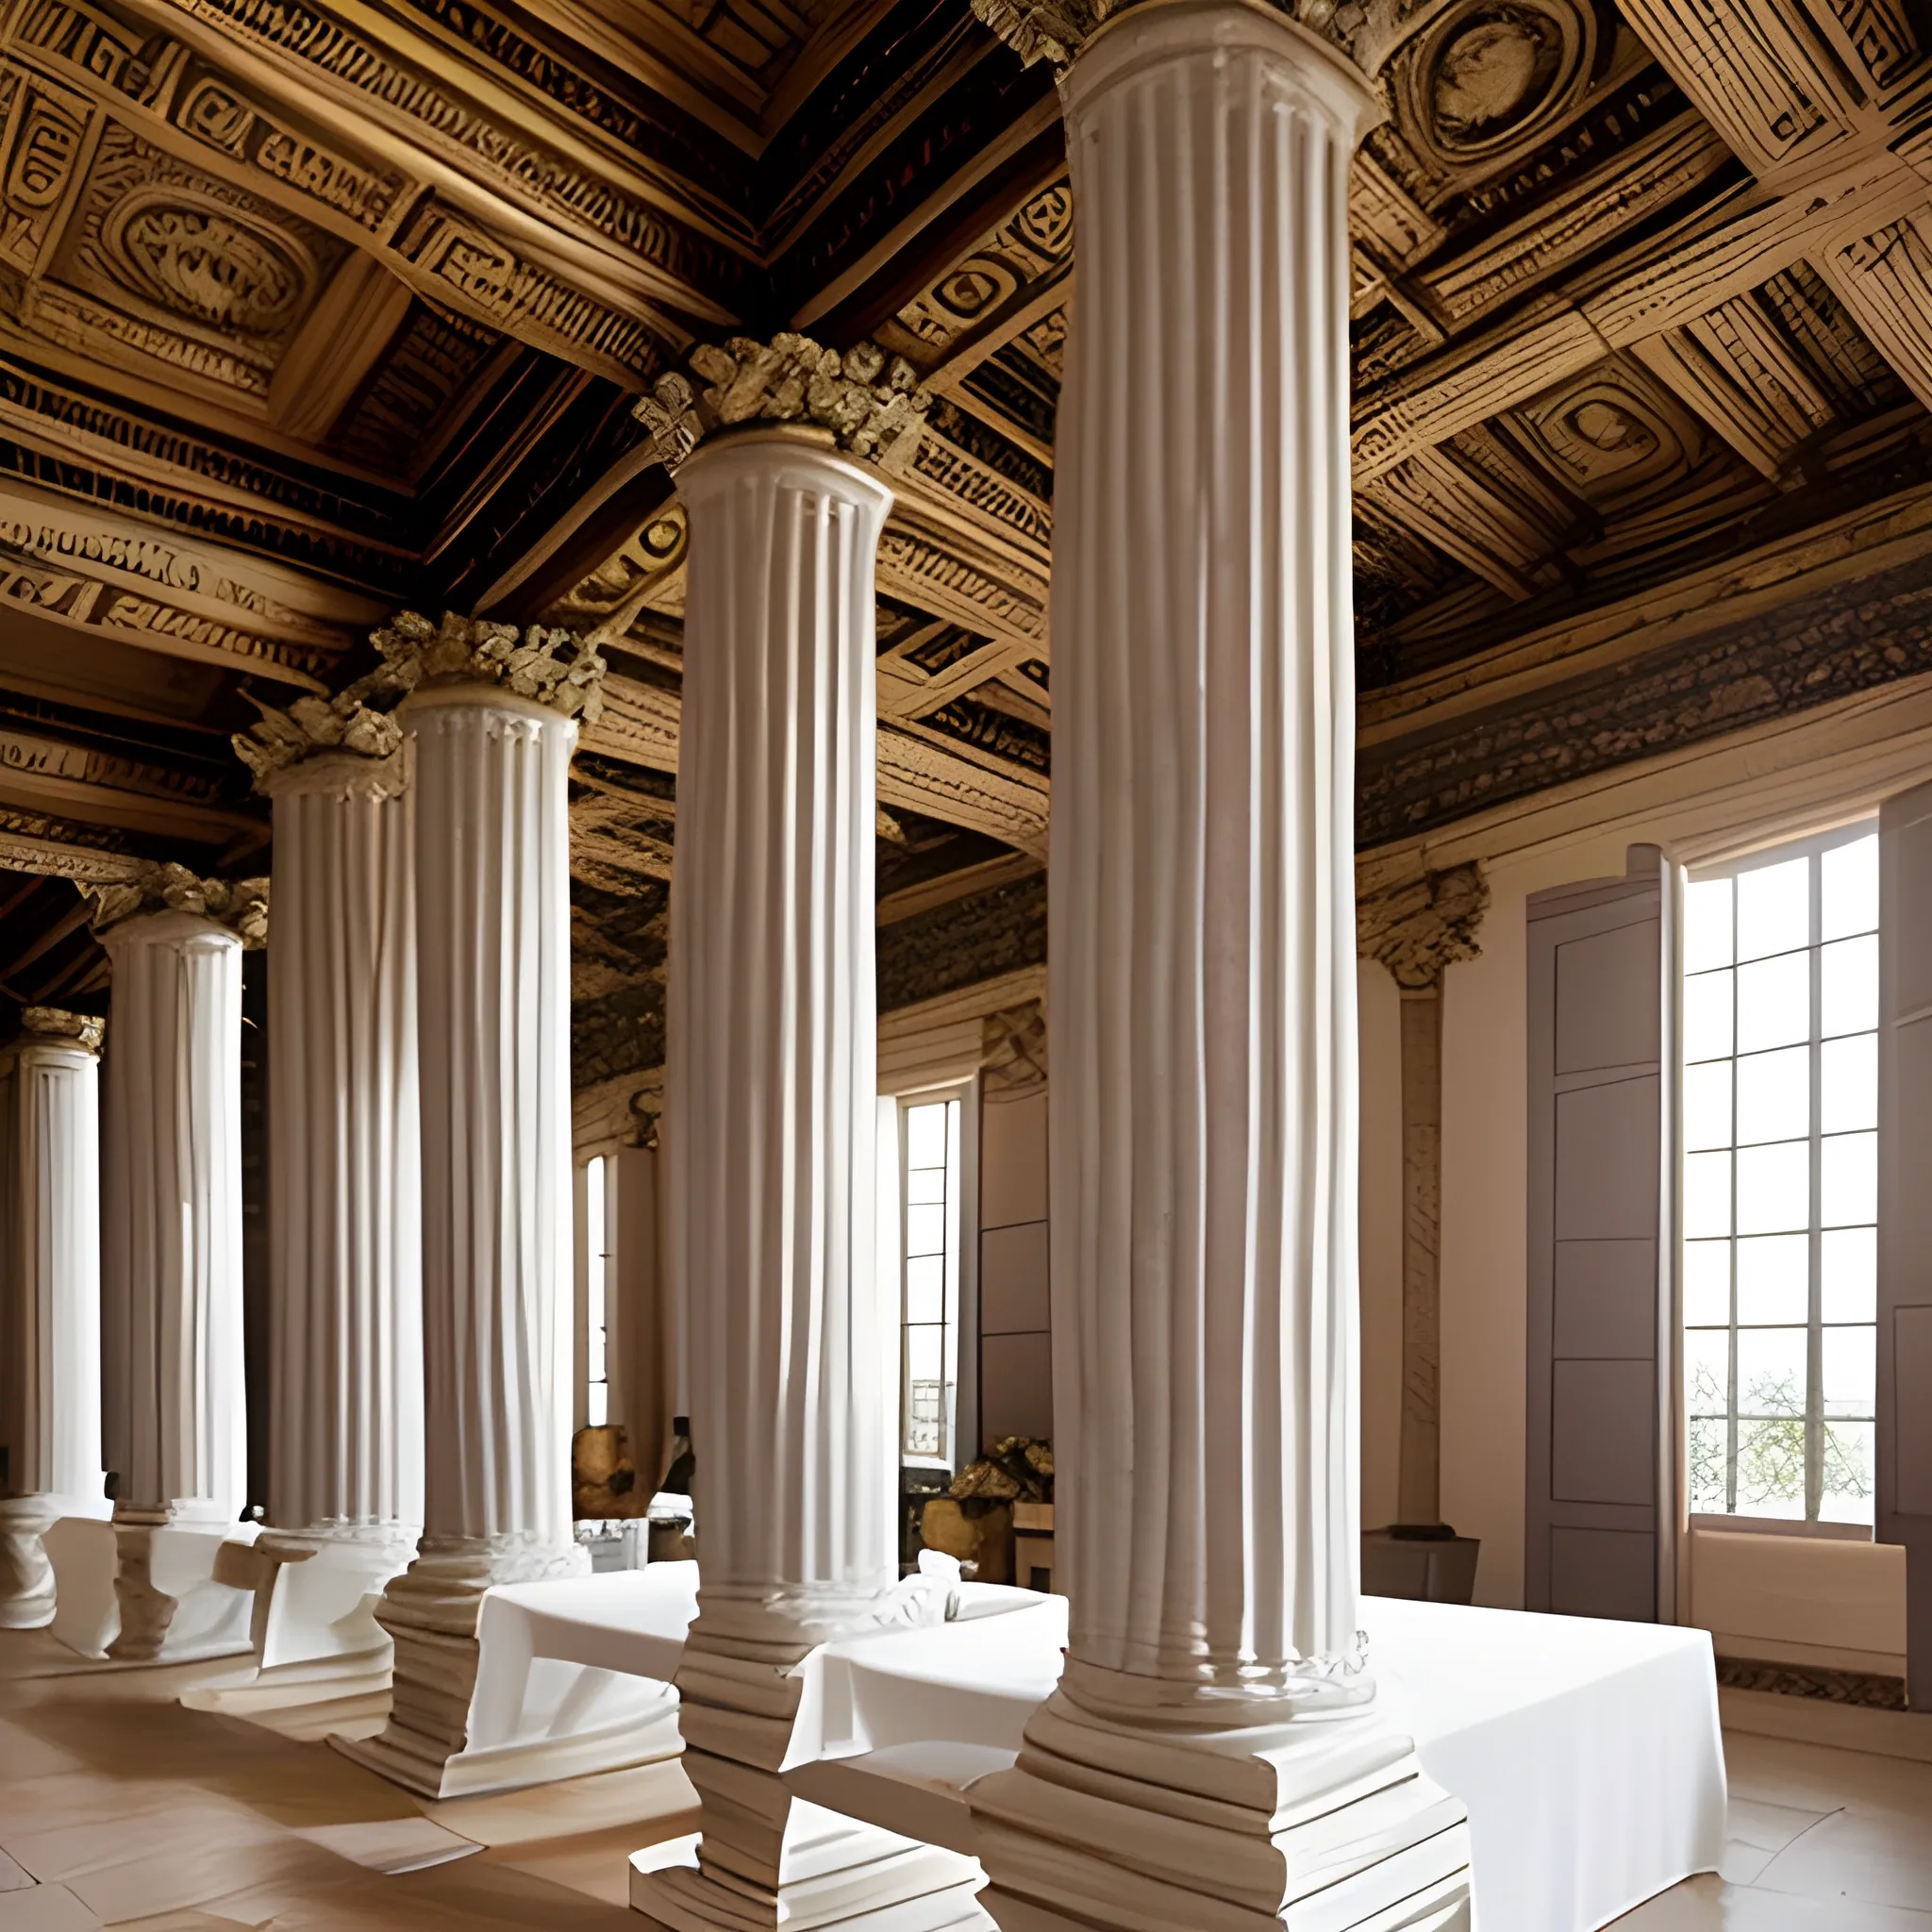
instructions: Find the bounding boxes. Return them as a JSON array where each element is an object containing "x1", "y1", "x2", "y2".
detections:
[
  {"x1": 898, "y1": 1091, "x2": 964, "y2": 1466},
  {"x1": 583, "y1": 1153, "x2": 612, "y2": 1428},
  {"x1": 1682, "y1": 825, "x2": 1877, "y2": 1525}
]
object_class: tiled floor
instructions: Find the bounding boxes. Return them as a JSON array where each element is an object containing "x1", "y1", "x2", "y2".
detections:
[
  {"x1": 1610, "y1": 1727, "x2": 1932, "y2": 1929},
  {"x1": 0, "y1": 1628, "x2": 698, "y2": 1929},
  {"x1": 3, "y1": 1626, "x2": 1929, "y2": 1930}
]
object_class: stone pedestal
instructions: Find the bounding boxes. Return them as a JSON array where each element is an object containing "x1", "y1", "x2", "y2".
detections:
[
  {"x1": 965, "y1": 6, "x2": 1471, "y2": 1927},
  {"x1": 633, "y1": 429, "x2": 978, "y2": 1930},
  {"x1": 86, "y1": 910, "x2": 253, "y2": 1664},
  {"x1": 192, "y1": 751, "x2": 423, "y2": 1719},
  {"x1": 0, "y1": 1010, "x2": 108, "y2": 1628},
  {"x1": 340, "y1": 675, "x2": 589, "y2": 1795}
]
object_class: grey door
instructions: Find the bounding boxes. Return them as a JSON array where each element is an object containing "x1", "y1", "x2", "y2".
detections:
[
  {"x1": 1879, "y1": 782, "x2": 1932, "y2": 1707},
  {"x1": 1526, "y1": 868, "x2": 1668, "y2": 1620}
]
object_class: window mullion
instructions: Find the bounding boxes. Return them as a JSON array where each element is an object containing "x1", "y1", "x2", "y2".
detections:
[{"x1": 1807, "y1": 856, "x2": 1824, "y2": 1522}]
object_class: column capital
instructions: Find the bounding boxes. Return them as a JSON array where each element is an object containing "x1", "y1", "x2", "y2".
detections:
[
  {"x1": 369, "y1": 609, "x2": 607, "y2": 725},
  {"x1": 634, "y1": 331, "x2": 929, "y2": 475},
  {"x1": 1357, "y1": 858, "x2": 1489, "y2": 990},
  {"x1": 87, "y1": 863, "x2": 270, "y2": 950},
  {"x1": 18, "y1": 1007, "x2": 104, "y2": 1056},
  {"x1": 973, "y1": 0, "x2": 1421, "y2": 82}
]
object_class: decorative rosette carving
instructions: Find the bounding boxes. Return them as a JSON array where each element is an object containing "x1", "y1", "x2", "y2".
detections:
[
  {"x1": 1357, "y1": 859, "x2": 1489, "y2": 989},
  {"x1": 634, "y1": 332, "x2": 930, "y2": 474},
  {"x1": 366, "y1": 609, "x2": 608, "y2": 724},
  {"x1": 87, "y1": 862, "x2": 271, "y2": 947},
  {"x1": 20, "y1": 1007, "x2": 105, "y2": 1054}
]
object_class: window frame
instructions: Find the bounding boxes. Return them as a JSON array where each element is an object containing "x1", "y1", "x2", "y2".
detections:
[
  {"x1": 1679, "y1": 819, "x2": 1879, "y2": 1536},
  {"x1": 887, "y1": 1078, "x2": 979, "y2": 1473}
]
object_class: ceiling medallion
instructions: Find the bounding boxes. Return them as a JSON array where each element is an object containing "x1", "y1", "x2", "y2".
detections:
[
  {"x1": 100, "y1": 191, "x2": 313, "y2": 336},
  {"x1": 1403, "y1": 0, "x2": 1592, "y2": 166}
]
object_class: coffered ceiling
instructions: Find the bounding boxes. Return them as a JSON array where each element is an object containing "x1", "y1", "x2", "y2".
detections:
[{"x1": 7, "y1": 0, "x2": 1932, "y2": 1078}]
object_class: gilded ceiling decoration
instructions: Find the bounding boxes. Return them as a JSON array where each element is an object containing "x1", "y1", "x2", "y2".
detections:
[{"x1": 6, "y1": 0, "x2": 1932, "y2": 1096}]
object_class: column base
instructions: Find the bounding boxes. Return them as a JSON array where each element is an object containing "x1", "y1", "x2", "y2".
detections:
[
  {"x1": 42, "y1": 1509, "x2": 258, "y2": 1664},
  {"x1": 177, "y1": 1524, "x2": 414, "y2": 1724},
  {"x1": 968, "y1": 1690, "x2": 1471, "y2": 1932},
  {"x1": 0, "y1": 1496, "x2": 60, "y2": 1627},
  {"x1": 632, "y1": 1769, "x2": 988, "y2": 1932},
  {"x1": 332, "y1": 1532, "x2": 680, "y2": 1797}
]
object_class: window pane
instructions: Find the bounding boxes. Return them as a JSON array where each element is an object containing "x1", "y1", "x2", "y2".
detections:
[
  {"x1": 1688, "y1": 1416, "x2": 1729, "y2": 1513},
  {"x1": 906, "y1": 1253, "x2": 944, "y2": 1324},
  {"x1": 1684, "y1": 1150, "x2": 1733, "y2": 1237},
  {"x1": 1683, "y1": 1060, "x2": 1732, "y2": 1152},
  {"x1": 906, "y1": 1203, "x2": 946, "y2": 1257},
  {"x1": 906, "y1": 1103, "x2": 949, "y2": 1169},
  {"x1": 1736, "y1": 856, "x2": 1810, "y2": 962},
  {"x1": 587, "y1": 1382, "x2": 608, "y2": 1428},
  {"x1": 906, "y1": 1166, "x2": 945, "y2": 1205},
  {"x1": 1736, "y1": 1141, "x2": 1808, "y2": 1235},
  {"x1": 1821, "y1": 935, "x2": 1878, "y2": 1038},
  {"x1": 1737, "y1": 1326, "x2": 1807, "y2": 1417},
  {"x1": 1821, "y1": 1421, "x2": 1875, "y2": 1525},
  {"x1": 1684, "y1": 971, "x2": 1734, "y2": 1062},
  {"x1": 1822, "y1": 834, "x2": 1877, "y2": 941},
  {"x1": 1736, "y1": 1418, "x2": 1808, "y2": 1517},
  {"x1": 906, "y1": 1324, "x2": 943, "y2": 1383},
  {"x1": 1822, "y1": 1324, "x2": 1874, "y2": 1419},
  {"x1": 1685, "y1": 877, "x2": 1735, "y2": 972},
  {"x1": 1735, "y1": 1047, "x2": 1808, "y2": 1144},
  {"x1": 1820, "y1": 1033, "x2": 1876, "y2": 1134},
  {"x1": 1685, "y1": 1328, "x2": 1730, "y2": 1417},
  {"x1": 1737, "y1": 952, "x2": 1810, "y2": 1053},
  {"x1": 1822, "y1": 1225, "x2": 1876, "y2": 1323},
  {"x1": 1684, "y1": 1240, "x2": 1731, "y2": 1326},
  {"x1": 1821, "y1": 1130, "x2": 1876, "y2": 1228},
  {"x1": 1736, "y1": 1234, "x2": 1807, "y2": 1325}
]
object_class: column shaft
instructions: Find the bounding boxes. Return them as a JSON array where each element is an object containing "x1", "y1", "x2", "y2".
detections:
[
  {"x1": 0, "y1": 1022, "x2": 105, "y2": 1626},
  {"x1": 1396, "y1": 983, "x2": 1444, "y2": 1528},
  {"x1": 101, "y1": 914, "x2": 247, "y2": 1529},
  {"x1": 637, "y1": 430, "x2": 978, "y2": 1932},
  {"x1": 969, "y1": 8, "x2": 1471, "y2": 1927},
  {"x1": 266, "y1": 757, "x2": 422, "y2": 1540},
  {"x1": 346, "y1": 684, "x2": 586, "y2": 1793}
]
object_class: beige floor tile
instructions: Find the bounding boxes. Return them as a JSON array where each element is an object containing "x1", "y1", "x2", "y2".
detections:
[
  {"x1": 60, "y1": 1835, "x2": 354, "y2": 1926},
  {"x1": 0, "y1": 1887, "x2": 101, "y2": 1932},
  {"x1": 482, "y1": 1813, "x2": 701, "y2": 1907},
  {"x1": 3, "y1": 1804, "x2": 280, "y2": 1887},
  {"x1": 0, "y1": 1857, "x2": 32, "y2": 1895},
  {"x1": 1614, "y1": 1874, "x2": 1932, "y2": 1927},
  {"x1": 1724, "y1": 1732, "x2": 1932, "y2": 1823},
  {"x1": 1750, "y1": 1807, "x2": 1932, "y2": 1914},
  {"x1": 291, "y1": 1817, "x2": 479, "y2": 1874},
  {"x1": 420, "y1": 1757, "x2": 694, "y2": 1847}
]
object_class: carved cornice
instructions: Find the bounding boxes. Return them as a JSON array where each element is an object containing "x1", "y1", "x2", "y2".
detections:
[
  {"x1": 635, "y1": 334, "x2": 929, "y2": 474},
  {"x1": 1357, "y1": 859, "x2": 1488, "y2": 988},
  {"x1": 87, "y1": 861, "x2": 271, "y2": 945},
  {"x1": 371, "y1": 609, "x2": 608, "y2": 724},
  {"x1": 20, "y1": 1007, "x2": 105, "y2": 1054}
]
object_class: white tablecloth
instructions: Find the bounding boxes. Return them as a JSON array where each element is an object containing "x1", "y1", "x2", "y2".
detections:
[
  {"x1": 1367, "y1": 1597, "x2": 1725, "y2": 1932},
  {"x1": 798, "y1": 1594, "x2": 1724, "y2": 1932}
]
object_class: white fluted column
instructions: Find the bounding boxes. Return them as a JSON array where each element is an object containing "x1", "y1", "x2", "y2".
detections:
[
  {"x1": 0, "y1": 1008, "x2": 107, "y2": 1627},
  {"x1": 634, "y1": 427, "x2": 976, "y2": 1932},
  {"x1": 343, "y1": 678, "x2": 586, "y2": 1794},
  {"x1": 197, "y1": 751, "x2": 424, "y2": 1708},
  {"x1": 98, "y1": 909, "x2": 250, "y2": 1661},
  {"x1": 966, "y1": 7, "x2": 1471, "y2": 1928}
]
